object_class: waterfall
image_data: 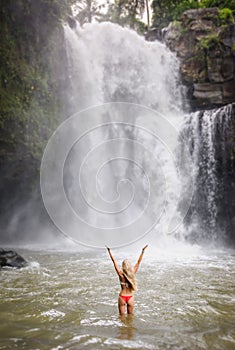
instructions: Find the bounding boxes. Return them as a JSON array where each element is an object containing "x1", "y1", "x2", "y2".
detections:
[
  {"x1": 64, "y1": 22, "x2": 183, "y2": 114},
  {"x1": 182, "y1": 103, "x2": 235, "y2": 244},
  {"x1": 40, "y1": 21, "x2": 234, "y2": 248}
]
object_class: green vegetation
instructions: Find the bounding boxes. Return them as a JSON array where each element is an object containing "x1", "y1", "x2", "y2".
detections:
[
  {"x1": 100, "y1": 0, "x2": 148, "y2": 34},
  {"x1": 0, "y1": 0, "x2": 72, "y2": 205},
  {"x1": 151, "y1": 0, "x2": 235, "y2": 29},
  {"x1": 199, "y1": 1, "x2": 235, "y2": 13},
  {"x1": 72, "y1": 0, "x2": 150, "y2": 34},
  {"x1": 152, "y1": 0, "x2": 199, "y2": 28},
  {"x1": 197, "y1": 33, "x2": 220, "y2": 50},
  {"x1": 73, "y1": 0, "x2": 106, "y2": 25},
  {"x1": 72, "y1": 1, "x2": 235, "y2": 33},
  {"x1": 218, "y1": 8, "x2": 234, "y2": 25}
]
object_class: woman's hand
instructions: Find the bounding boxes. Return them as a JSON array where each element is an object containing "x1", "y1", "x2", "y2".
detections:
[{"x1": 142, "y1": 245, "x2": 148, "y2": 253}]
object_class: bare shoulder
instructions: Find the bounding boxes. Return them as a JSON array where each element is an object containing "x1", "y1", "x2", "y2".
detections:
[{"x1": 118, "y1": 270, "x2": 124, "y2": 279}]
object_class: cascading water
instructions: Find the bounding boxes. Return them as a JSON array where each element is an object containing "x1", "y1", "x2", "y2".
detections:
[
  {"x1": 41, "y1": 21, "x2": 234, "y2": 248},
  {"x1": 42, "y1": 21, "x2": 193, "y2": 249},
  {"x1": 64, "y1": 22, "x2": 183, "y2": 114},
  {"x1": 183, "y1": 103, "x2": 235, "y2": 244}
]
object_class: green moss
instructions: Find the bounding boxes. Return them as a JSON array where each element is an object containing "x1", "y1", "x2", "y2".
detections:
[
  {"x1": 218, "y1": 8, "x2": 234, "y2": 25},
  {"x1": 198, "y1": 33, "x2": 220, "y2": 50}
]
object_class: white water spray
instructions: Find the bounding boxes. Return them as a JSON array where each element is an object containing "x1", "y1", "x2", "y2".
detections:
[
  {"x1": 41, "y1": 21, "x2": 194, "y2": 249},
  {"x1": 42, "y1": 22, "x2": 225, "y2": 250},
  {"x1": 182, "y1": 103, "x2": 235, "y2": 244},
  {"x1": 64, "y1": 22, "x2": 183, "y2": 116}
]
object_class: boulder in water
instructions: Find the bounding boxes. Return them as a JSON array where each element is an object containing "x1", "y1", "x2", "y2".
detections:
[{"x1": 0, "y1": 248, "x2": 28, "y2": 268}]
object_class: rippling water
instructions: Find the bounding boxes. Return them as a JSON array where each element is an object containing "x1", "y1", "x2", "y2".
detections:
[{"x1": 0, "y1": 246, "x2": 235, "y2": 350}]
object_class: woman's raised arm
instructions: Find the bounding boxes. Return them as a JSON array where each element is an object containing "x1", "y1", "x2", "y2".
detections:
[
  {"x1": 133, "y1": 245, "x2": 148, "y2": 274},
  {"x1": 106, "y1": 246, "x2": 122, "y2": 277}
]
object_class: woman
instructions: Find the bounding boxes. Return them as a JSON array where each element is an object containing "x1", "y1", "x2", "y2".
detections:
[{"x1": 106, "y1": 245, "x2": 148, "y2": 315}]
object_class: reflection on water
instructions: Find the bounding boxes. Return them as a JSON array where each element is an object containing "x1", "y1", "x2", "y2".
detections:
[
  {"x1": 118, "y1": 314, "x2": 135, "y2": 341},
  {"x1": 0, "y1": 247, "x2": 234, "y2": 350}
]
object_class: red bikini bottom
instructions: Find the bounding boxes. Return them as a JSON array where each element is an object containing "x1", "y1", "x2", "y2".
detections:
[{"x1": 120, "y1": 295, "x2": 133, "y2": 303}]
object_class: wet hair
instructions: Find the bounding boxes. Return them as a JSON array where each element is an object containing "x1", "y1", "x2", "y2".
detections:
[{"x1": 122, "y1": 259, "x2": 137, "y2": 291}]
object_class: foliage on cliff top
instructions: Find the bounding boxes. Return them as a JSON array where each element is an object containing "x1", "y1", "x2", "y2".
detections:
[
  {"x1": 218, "y1": 8, "x2": 234, "y2": 25},
  {"x1": 152, "y1": 0, "x2": 235, "y2": 29},
  {"x1": 73, "y1": 0, "x2": 148, "y2": 34}
]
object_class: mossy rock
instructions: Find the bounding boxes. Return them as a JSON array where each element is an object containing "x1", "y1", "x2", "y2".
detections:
[{"x1": 197, "y1": 33, "x2": 220, "y2": 50}]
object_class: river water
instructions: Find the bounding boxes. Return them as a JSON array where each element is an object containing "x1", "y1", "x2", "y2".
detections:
[{"x1": 0, "y1": 245, "x2": 234, "y2": 350}]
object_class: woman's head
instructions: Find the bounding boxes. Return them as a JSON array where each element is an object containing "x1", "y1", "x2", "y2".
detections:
[
  {"x1": 122, "y1": 259, "x2": 137, "y2": 291},
  {"x1": 122, "y1": 259, "x2": 133, "y2": 273}
]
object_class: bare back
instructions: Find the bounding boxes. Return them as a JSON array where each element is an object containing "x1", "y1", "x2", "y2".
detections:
[{"x1": 119, "y1": 273, "x2": 133, "y2": 296}]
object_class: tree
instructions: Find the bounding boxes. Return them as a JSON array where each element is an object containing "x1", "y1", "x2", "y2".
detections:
[
  {"x1": 200, "y1": 0, "x2": 235, "y2": 13},
  {"x1": 152, "y1": 0, "x2": 200, "y2": 29},
  {"x1": 152, "y1": 0, "x2": 179, "y2": 29},
  {"x1": 107, "y1": 0, "x2": 148, "y2": 33},
  {"x1": 145, "y1": 0, "x2": 150, "y2": 29},
  {"x1": 73, "y1": 0, "x2": 108, "y2": 25},
  {"x1": 151, "y1": 0, "x2": 235, "y2": 30}
]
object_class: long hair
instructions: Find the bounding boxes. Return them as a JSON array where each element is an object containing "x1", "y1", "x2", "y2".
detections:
[{"x1": 122, "y1": 259, "x2": 137, "y2": 291}]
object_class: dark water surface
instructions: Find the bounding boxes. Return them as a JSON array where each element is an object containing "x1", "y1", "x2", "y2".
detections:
[{"x1": 0, "y1": 248, "x2": 234, "y2": 349}]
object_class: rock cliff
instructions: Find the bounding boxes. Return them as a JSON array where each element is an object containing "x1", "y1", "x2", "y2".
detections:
[
  {"x1": 163, "y1": 8, "x2": 235, "y2": 110},
  {"x1": 0, "y1": 1, "x2": 71, "y2": 235}
]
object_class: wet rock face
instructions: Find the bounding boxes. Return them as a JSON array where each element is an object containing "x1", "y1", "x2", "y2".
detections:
[
  {"x1": 68, "y1": 15, "x2": 77, "y2": 29},
  {"x1": 163, "y1": 8, "x2": 235, "y2": 110},
  {"x1": 0, "y1": 249, "x2": 27, "y2": 268}
]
